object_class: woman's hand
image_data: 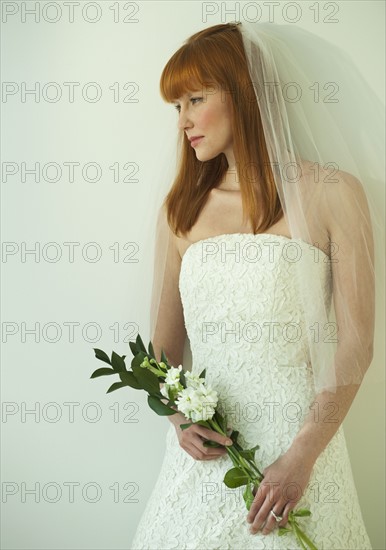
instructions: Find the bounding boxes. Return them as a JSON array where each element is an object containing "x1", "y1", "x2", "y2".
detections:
[
  {"x1": 170, "y1": 411, "x2": 233, "y2": 460},
  {"x1": 247, "y1": 448, "x2": 315, "y2": 535}
]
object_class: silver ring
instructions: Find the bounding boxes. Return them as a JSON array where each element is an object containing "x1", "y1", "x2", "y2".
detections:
[{"x1": 270, "y1": 509, "x2": 283, "y2": 523}]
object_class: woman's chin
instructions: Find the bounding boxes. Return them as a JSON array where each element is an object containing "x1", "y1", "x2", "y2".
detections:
[{"x1": 194, "y1": 150, "x2": 219, "y2": 162}]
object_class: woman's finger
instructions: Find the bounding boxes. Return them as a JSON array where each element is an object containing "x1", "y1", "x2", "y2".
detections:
[
  {"x1": 247, "y1": 485, "x2": 267, "y2": 523},
  {"x1": 249, "y1": 497, "x2": 275, "y2": 534},
  {"x1": 196, "y1": 426, "x2": 232, "y2": 447},
  {"x1": 278, "y1": 502, "x2": 292, "y2": 527},
  {"x1": 191, "y1": 436, "x2": 227, "y2": 459},
  {"x1": 261, "y1": 504, "x2": 286, "y2": 535}
]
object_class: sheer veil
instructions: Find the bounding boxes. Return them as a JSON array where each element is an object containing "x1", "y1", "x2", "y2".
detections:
[{"x1": 143, "y1": 21, "x2": 385, "y2": 395}]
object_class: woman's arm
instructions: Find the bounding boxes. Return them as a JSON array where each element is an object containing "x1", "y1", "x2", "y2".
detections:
[
  {"x1": 291, "y1": 169, "x2": 375, "y2": 460},
  {"x1": 151, "y1": 224, "x2": 187, "y2": 368},
  {"x1": 150, "y1": 220, "x2": 187, "y2": 427},
  {"x1": 247, "y1": 170, "x2": 375, "y2": 535}
]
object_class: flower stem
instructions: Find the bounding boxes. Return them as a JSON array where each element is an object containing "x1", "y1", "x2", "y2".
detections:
[
  {"x1": 290, "y1": 519, "x2": 318, "y2": 550},
  {"x1": 208, "y1": 419, "x2": 262, "y2": 485}
]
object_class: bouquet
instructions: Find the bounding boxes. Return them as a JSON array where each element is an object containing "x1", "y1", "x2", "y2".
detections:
[{"x1": 91, "y1": 334, "x2": 318, "y2": 550}]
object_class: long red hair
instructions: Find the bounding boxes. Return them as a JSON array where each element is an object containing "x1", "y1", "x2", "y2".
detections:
[{"x1": 159, "y1": 23, "x2": 283, "y2": 237}]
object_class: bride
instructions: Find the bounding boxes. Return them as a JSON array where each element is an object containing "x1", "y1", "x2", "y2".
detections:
[{"x1": 131, "y1": 21, "x2": 383, "y2": 549}]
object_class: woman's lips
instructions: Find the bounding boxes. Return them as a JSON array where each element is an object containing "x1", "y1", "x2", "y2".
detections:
[{"x1": 190, "y1": 137, "x2": 204, "y2": 147}]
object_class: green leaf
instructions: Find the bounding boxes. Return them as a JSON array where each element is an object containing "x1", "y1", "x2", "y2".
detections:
[
  {"x1": 230, "y1": 430, "x2": 239, "y2": 444},
  {"x1": 90, "y1": 367, "x2": 116, "y2": 378},
  {"x1": 136, "y1": 334, "x2": 147, "y2": 354},
  {"x1": 194, "y1": 420, "x2": 211, "y2": 428},
  {"x1": 223, "y1": 467, "x2": 249, "y2": 488},
  {"x1": 238, "y1": 449, "x2": 255, "y2": 461},
  {"x1": 202, "y1": 440, "x2": 222, "y2": 448},
  {"x1": 93, "y1": 348, "x2": 111, "y2": 365},
  {"x1": 199, "y1": 368, "x2": 206, "y2": 379},
  {"x1": 160, "y1": 349, "x2": 169, "y2": 364},
  {"x1": 129, "y1": 341, "x2": 138, "y2": 357},
  {"x1": 132, "y1": 364, "x2": 160, "y2": 395},
  {"x1": 119, "y1": 371, "x2": 142, "y2": 389},
  {"x1": 111, "y1": 351, "x2": 127, "y2": 373},
  {"x1": 131, "y1": 351, "x2": 147, "y2": 370},
  {"x1": 147, "y1": 395, "x2": 177, "y2": 416},
  {"x1": 243, "y1": 482, "x2": 254, "y2": 510},
  {"x1": 278, "y1": 527, "x2": 291, "y2": 536},
  {"x1": 179, "y1": 419, "x2": 210, "y2": 431},
  {"x1": 148, "y1": 340, "x2": 155, "y2": 359},
  {"x1": 179, "y1": 369, "x2": 186, "y2": 387},
  {"x1": 107, "y1": 381, "x2": 127, "y2": 393},
  {"x1": 179, "y1": 422, "x2": 193, "y2": 430},
  {"x1": 238, "y1": 444, "x2": 259, "y2": 461},
  {"x1": 293, "y1": 508, "x2": 312, "y2": 517}
]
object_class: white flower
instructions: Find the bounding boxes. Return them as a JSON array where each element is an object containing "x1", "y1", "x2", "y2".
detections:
[
  {"x1": 175, "y1": 386, "x2": 197, "y2": 417},
  {"x1": 160, "y1": 384, "x2": 170, "y2": 399},
  {"x1": 160, "y1": 365, "x2": 184, "y2": 401},
  {"x1": 194, "y1": 384, "x2": 218, "y2": 421},
  {"x1": 175, "y1": 384, "x2": 218, "y2": 422},
  {"x1": 164, "y1": 365, "x2": 182, "y2": 388},
  {"x1": 185, "y1": 371, "x2": 205, "y2": 390}
]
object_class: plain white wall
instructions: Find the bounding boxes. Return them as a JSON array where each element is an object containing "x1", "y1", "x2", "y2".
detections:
[{"x1": 1, "y1": 1, "x2": 384, "y2": 549}]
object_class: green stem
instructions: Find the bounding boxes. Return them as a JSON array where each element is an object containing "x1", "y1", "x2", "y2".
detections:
[
  {"x1": 293, "y1": 522, "x2": 308, "y2": 550},
  {"x1": 146, "y1": 365, "x2": 167, "y2": 377},
  {"x1": 227, "y1": 435, "x2": 263, "y2": 479},
  {"x1": 208, "y1": 419, "x2": 262, "y2": 487},
  {"x1": 209, "y1": 419, "x2": 250, "y2": 473},
  {"x1": 291, "y1": 520, "x2": 318, "y2": 550},
  {"x1": 230, "y1": 443, "x2": 263, "y2": 481}
]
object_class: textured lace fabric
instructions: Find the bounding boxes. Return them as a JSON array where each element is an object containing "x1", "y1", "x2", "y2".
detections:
[{"x1": 130, "y1": 234, "x2": 372, "y2": 550}]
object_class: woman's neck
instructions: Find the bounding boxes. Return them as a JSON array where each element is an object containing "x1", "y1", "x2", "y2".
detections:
[{"x1": 216, "y1": 167, "x2": 240, "y2": 191}]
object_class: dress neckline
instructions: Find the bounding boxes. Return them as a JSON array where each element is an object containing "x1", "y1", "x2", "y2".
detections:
[{"x1": 180, "y1": 232, "x2": 330, "y2": 264}]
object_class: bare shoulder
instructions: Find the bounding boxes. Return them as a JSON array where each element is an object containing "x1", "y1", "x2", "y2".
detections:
[
  {"x1": 319, "y1": 165, "x2": 365, "y2": 203},
  {"x1": 297, "y1": 158, "x2": 364, "y2": 198}
]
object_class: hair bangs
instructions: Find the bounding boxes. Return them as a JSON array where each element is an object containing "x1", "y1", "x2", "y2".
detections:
[{"x1": 160, "y1": 45, "x2": 220, "y2": 104}]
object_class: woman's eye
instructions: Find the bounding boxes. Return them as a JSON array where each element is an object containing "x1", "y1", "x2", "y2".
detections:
[{"x1": 173, "y1": 98, "x2": 202, "y2": 113}]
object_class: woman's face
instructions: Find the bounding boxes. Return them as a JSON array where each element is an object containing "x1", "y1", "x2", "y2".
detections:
[{"x1": 173, "y1": 85, "x2": 234, "y2": 164}]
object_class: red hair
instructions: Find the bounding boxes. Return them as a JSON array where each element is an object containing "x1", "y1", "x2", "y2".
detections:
[{"x1": 159, "y1": 23, "x2": 283, "y2": 237}]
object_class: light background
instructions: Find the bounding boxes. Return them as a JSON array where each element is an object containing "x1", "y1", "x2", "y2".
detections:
[{"x1": 1, "y1": 1, "x2": 385, "y2": 549}]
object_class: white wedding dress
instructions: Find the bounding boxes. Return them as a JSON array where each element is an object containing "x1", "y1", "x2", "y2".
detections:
[{"x1": 130, "y1": 233, "x2": 372, "y2": 550}]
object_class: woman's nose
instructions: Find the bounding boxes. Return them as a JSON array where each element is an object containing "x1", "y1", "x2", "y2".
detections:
[{"x1": 177, "y1": 108, "x2": 192, "y2": 131}]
